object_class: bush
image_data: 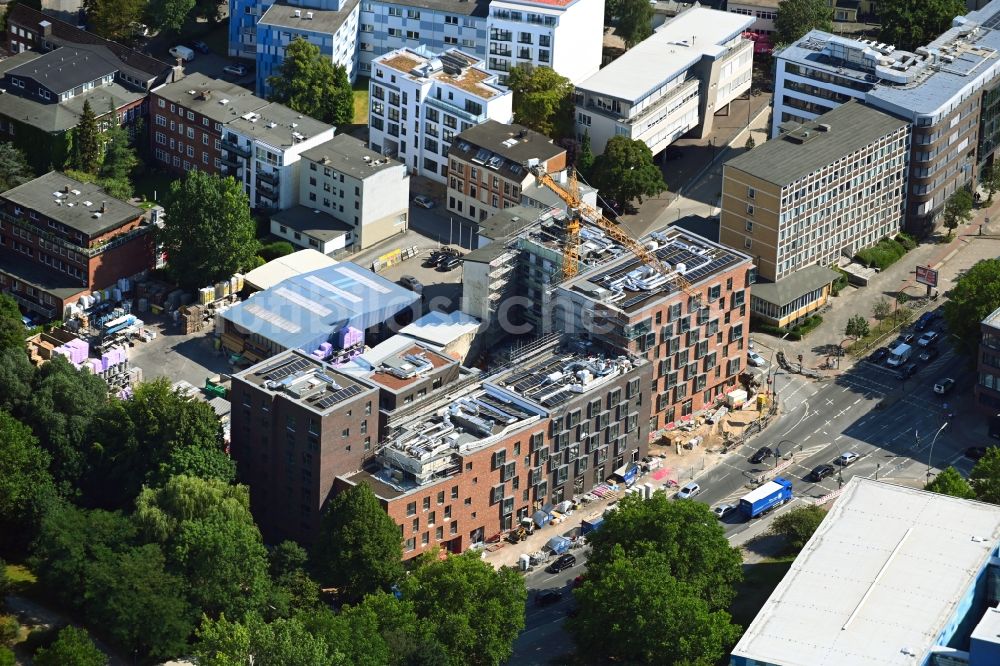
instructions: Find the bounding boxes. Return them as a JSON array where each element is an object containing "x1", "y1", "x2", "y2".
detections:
[
  {"x1": 856, "y1": 237, "x2": 907, "y2": 270},
  {"x1": 831, "y1": 268, "x2": 849, "y2": 296},
  {"x1": 770, "y1": 505, "x2": 826, "y2": 552},
  {"x1": 789, "y1": 315, "x2": 823, "y2": 338},
  {"x1": 895, "y1": 232, "x2": 917, "y2": 251},
  {"x1": 258, "y1": 241, "x2": 295, "y2": 262}
]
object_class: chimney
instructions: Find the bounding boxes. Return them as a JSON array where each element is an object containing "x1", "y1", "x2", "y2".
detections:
[
  {"x1": 198, "y1": 89, "x2": 211, "y2": 100},
  {"x1": 63, "y1": 184, "x2": 70, "y2": 193},
  {"x1": 101, "y1": 201, "x2": 107, "y2": 213},
  {"x1": 38, "y1": 20, "x2": 52, "y2": 38}
]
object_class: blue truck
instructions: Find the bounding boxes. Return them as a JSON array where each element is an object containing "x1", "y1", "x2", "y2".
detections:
[{"x1": 738, "y1": 477, "x2": 793, "y2": 520}]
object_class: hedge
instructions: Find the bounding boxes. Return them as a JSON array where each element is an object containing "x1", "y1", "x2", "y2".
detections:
[
  {"x1": 855, "y1": 237, "x2": 907, "y2": 271},
  {"x1": 751, "y1": 315, "x2": 824, "y2": 341}
]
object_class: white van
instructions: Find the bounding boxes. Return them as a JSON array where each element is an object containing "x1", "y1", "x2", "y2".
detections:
[
  {"x1": 886, "y1": 343, "x2": 912, "y2": 368},
  {"x1": 169, "y1": 45, "x2": 195, "y2": 62}
]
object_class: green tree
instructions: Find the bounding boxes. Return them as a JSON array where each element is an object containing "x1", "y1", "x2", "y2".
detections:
[
  {"x1": 845, "y1": 314, "x2": 869, "y2": 340},
  {"x1": 926, "y1": 466, "x2": 975, "y2": 499},
  {"x1": 604, "y1": 0, "x2": 620, "y2": 24},
  {"x1": 872, "y1": 298, "x2": 891, "y2": 321},
  {"x1": 267, "y1": 541, "x2": 320, "y2": 617},
  {"x1": 971, "y1": 447, "x2": 1000, "y2": 505},
  {"x1": 984, "y1": 162, "x2": 1000, "y2": 205},
  {"x1": 158, "y1": 170, "x2": 260, "y2": 290},
  {"x1": 145, "y1": 0, "x2": 194, "y2": 33},
  {"x1": 0, "y1": 348, "x2": 33, "y2": 414},
  {"x1": 568, "y1": 546, "x2": 741, "y2": 665},
  {"x1": 586, "y1": 493, "x2": 742, "y2": 609},
  {"x1": 69, "y1": 101, "x2": 101, "y2": 174},
  {"x1": 769, "y1": 504, "x2": 826, "y2": 551},
  {"x1": 506, "y1": 65, "x2": 574, "y2": 138},
  {"x1": 401, "y1": 551, "x2": 526, "y2": 666},
  {"x1": 942, "y1": 188, "x2": 974, "y2": 237},
  {"x1": 0, "y1": 410, "x2": 55, "y2": 549},
  {"x1": 267, "y1": 38, "x2": 353, "y2": 126},
  {"x1": 878, "y1": 0, "x2": 966, "y2": 52},
  {"x1": 97, "y1": 119, "x2": 138, "y2": 200},
  {"x1": 83, "y1": 0, "x2": 148, "y2": 42},
  {"x1": 0, "y1": 648, "x2": 12, "y2": 666},
  {"x1": 944, "y1": 258, "x2": 1000, "y2": 353},
  {"x1": 33, "y1": 626, "x2": 108, "y2": 666},
  {"x1": 0, "y1": 142, "x2": 33, "y2": 192},
  {"x1": 615, "y1": 0, "x2": 653, "y2": 48},
  {"x1": 590, "y1": 135, "x2": 667, "y2": 209},
  {"x1": 576, "y1": 131, "x2": 594, "y2": 177},
  {"x1": 0, "y1": 294, "x2": 25, "y2": 352},
  {"x1": 774, "y1": 0, "x2": 833, "y2": 45},
  {"x1": 194, "y1": 613, "x2": 331, "y2": 666},
  {"x1": 745, "y1": 134, "x2": 756, "y2": 150},
  {"x1": 313, "y1": 483, "x2": 403, "y2": 603},
  {"x1": 135, "y1": 475, "x2": 270, "y2": 620}
]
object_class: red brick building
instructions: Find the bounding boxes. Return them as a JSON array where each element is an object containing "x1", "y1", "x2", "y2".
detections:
[{"x1": 0, "y1": 171, "x2": 153, "y2": 320}]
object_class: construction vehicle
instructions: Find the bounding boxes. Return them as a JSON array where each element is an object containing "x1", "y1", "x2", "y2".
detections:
[{"x1": 531, "y1": 167, "x2": 698, "y2": 300}]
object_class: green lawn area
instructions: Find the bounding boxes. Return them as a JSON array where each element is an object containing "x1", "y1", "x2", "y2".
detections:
[
  {"x1": 352, "y1": 78, "x2": 370, "y2": 125},
  {"x1": 5, "y1": 562, "x2": 37, "y2": 595},
  {"x1": 133, "y1": 170, "x2": 178, "y2": 206},
  {"x1": 729, "y1": 555, "x2": 795, "y2": 630}
]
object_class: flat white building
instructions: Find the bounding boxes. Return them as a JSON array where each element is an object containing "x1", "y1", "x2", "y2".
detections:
[
  {"x1": 486, "y1": 0, "x2": 604, "y2": 85},
  {"x1": 369, "y1": 47, "x2": 513, "y2": 182},
  {"x1": 298, "y1": 133, "x2": 410, "y2": 249},
  {"x1": 573, "y1": 7, "x2": 754, "y2": 155},
  {"x1": 222, "y1": 102, "x2": 335, "y2": 210}
]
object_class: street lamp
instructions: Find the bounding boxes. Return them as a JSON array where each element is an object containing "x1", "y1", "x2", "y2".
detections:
[{"x1": 925, "y1": 422, "x2": 950, "y2": 481}]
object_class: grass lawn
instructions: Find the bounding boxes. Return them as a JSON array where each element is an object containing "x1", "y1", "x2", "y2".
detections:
[
  {"x1": 729, "y1": 555, "x2": 795, "y2": 630},
  {"x1": 133, "y1": 170, "x2": 178, "y2": 206},
  {"x1": 4, "y1": 562, "x2": 38, "y2": 599},
  {"x1": 352, "y1": 77, "x2": 370, "y2": 125}
]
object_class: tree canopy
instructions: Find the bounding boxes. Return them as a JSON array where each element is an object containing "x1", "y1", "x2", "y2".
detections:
[
  {"x1": 33, "y1": 626, "x2": 108, "y2": 666},
  {"x1": 925, "y1": 466, "x2": 976, "y2": 500},
  {"x1": 971, "y1": 447, "x2": 1000, "y2": 505},
  {"x1": 615, "y1": 0, "x2": 653, "y2": 48},
  {"x1": 506, "y1": 66, "x2": 574, "y2": 138},
  {"x1": 0, "y1": 142, "x2": 33, "y2": 193},
  {"x1": 0, "y1": 410, "x2": 55, "y2": 551},
  {"x1": 267, "y1": 38, "x2": 354, "y2": 126},
  {"x1": 769, "y1": 504, "x2": 826, "y2": 551},
  {"x1": 942, "y1": 189, "x2": 974, "y2": 235},
  {"x1": 0, "y1": 294, "x2": 25, "y2": 355},
  {"x1": 69, "y1": 100, "x2": 102, "y2": 174},
  {"x1": 944, "y1": 258, "x2": 1000, "y2": 354},
  {"x1": 878, "y1": 0, "x2": 966, "y2": 52},
  {"x1": 590, "y1": 135, "x2": 667, "y2": 210},
  {"x1": 774, "y1": 0, "x2": 833, "y2": 45},
  {"x1": 145, "y1": 0, "x2": 195, "y2": 33},
  {"x1": 158, "y1": 170, "x2": 260, "y2": 290},
  {"x1": 845, "y1": 314, "x2": 870, "y2": 340},
  {"x1": 312, "y1": 483, "x2": 403, "y2": 603},
  {"x1": 82, "y1": 0, "x2": 146, "y2": 43}
]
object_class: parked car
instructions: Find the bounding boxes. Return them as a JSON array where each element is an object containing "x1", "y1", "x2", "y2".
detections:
[
  {"x1": 547, "y1": 553, "x2": 576, "y2": 573},
  {"x1": 917, "y1": 331, "x2": 940, "y2": 347},
  {"x1": 749, "y1": 446, "x2": 773, "y2": 465},
  {"x1": 398, "y1": 275, "x2": 423, "y2": 295},
  {"x1": 934, "y1": 378, "x2": 955, "y2": 394},
  {"x1": 915, "y1": 311, "x2": 940, "y2": 331},
  {"x1": 712, "y1": 504, "x2": 736, "y2": 519},
  {"x1": 535, "y1": 590, "x2": 563, "y2": 607},
  {"x1": 895, "y1": 363, "x2": 918, "y2": 380},
  {"x1": 838, "y1": 452, "x2": 860, "y2": 467},
  {"x1": 169, "y1": 45, "x2": 195, "y2": 62},
  {"x1": 897, "y1": 332, "x2": 916, "y2": 345},
  {"x1": 437, "y1": 256, "x2": 462, "y2": 271},
  {"x1": 918, "y1": 347, "x2": 940, "y2": 363},
  {"x1": 869, "y1": 347, "x2": 890, "y2": 365},
  {"x1": 747, "y1": 350, "x2": 767, "y2": 367},
  {"x1": 223, "y1": 63, "x2": 247, "y2": 77},
  {"x1": 808, "y1": 464, "x2": 835, "y2": 482},
  {"x1": 413, "y1": 194, "x2": 435, "y2": 209},
  {"x1": 191, "y1": 40, "x2": 210, "y2": 54},
  {"x1": 965, "y1": 446, "x2": 991, "y2": 461},
  {"x1": 676, "y1": 482, "x2": 701, "y2": 499}
]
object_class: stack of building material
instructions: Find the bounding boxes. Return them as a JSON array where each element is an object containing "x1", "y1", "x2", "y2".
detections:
[
  {"x1": 311, "y1": 341, "x2": 334, "y2": 360},
  {"x1": 52, "y1": 338, "x2": 90, "y2": 365}
]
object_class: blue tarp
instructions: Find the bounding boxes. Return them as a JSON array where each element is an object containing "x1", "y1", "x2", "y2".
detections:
[
  {"x1": 546, "y1": 536, "x2": 571, "y2": 554},
  {"x1": 222, "y1": 263, "x2": 419, "y2": 353}
]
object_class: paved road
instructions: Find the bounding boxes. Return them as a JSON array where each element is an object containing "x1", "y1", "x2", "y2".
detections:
[{"x1": 510, "y1": 549, "x2": 588, "y2": 665}]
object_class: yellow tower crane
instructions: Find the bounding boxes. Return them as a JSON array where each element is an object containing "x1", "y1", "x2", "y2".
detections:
[{"x1": 532, "y1": 167, "x2": 698, "y2": 299}]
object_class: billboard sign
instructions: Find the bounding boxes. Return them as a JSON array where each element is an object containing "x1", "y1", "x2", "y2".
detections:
[{"x1": 915, "y1": 266, "x2": 938, "y2": 288}]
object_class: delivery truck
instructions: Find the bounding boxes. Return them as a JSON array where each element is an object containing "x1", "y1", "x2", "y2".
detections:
[
  {"x1": 738, "y1": 477, "x2": 793, "y2": 520},
  {"x1": 886, "y1": 343, "x2": 912, "y2": 368}
]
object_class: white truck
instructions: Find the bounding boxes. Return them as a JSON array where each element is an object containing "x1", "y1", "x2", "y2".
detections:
[{"x1": 886, "y1": 342, "x2": 912, "y2": 368}]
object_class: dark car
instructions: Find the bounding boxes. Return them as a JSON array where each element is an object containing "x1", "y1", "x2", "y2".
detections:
[
  {"x1": 869, "y1": 348, "x2": 890, "y2": 365},
  {"x1": 808, "y1": 464, "x2": 835, "y2": 482},
  {"x1": 918, "y1": 347, "x2": 940, "y2": 363},
  {"x1": 749, "y1": 446, "x2": 773, "y2": 465},
  {"x1": 438, "y1": 256, "x2": 462, "y2": 271},
  {"x1": 547, "y1": 553, "x2": 577, "y2": 573},
  {"x1": 191, "y1": 40, "x2": 210, "y2": 54},
  {"x1": 535, "y1": 590, "x2": 563, "y2": 607},
  {"x1": 424, "y1": 249, "x2": 458, "y2": 267},
  {"x1": 897, "y1": 332, "x2": 916, "y2": 345},
  {"x1": 398, "y1": 275, "x2": 423, "y2": 295},
  {"x1": 966, "y1": 447, "x2": 990, "y2": 461},
  {"x1": 895, "y1": 363, "x2": 918, "y2": 380},
  {"x1": 915, "y1": 311, "x2": 940, "y2": 331}
]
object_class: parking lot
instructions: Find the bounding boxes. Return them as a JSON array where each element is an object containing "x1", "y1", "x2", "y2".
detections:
[
  {"x1": 127, "y1": 314, "x2": 231, "y2": 390},
  {"x1": 377, "y1": 247, "x2": 465, "y2": 315}
]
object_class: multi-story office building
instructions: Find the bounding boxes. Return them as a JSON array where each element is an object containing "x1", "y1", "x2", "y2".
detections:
[
  {"x1": 486, "y1": 0, "x2": 603, "y2": 85},
  {"x1": 976, "y1": 305, "x2": 1000, "y2": 413},
  {"x1": 0, "y1": 171, "x2": 153, "y2": 319},
  {"x1": 230, "y1": 349, "x2": 380, "y2": 543},
  {"x1": 726, "y1": 0, "x2": 778, "y2": 36},
  {"x1": 573, "y1": 7, "x2": 754, "y2": 155},
  {"x1": 720, "y1": 101, "x2": 910, "y2": 327},
  {"x1": 150, "y1": 73, "x2": 269, "y2": 175},
  {"x1": 221, "y1": 102, "x2": 334, "y2": 210},
  {"x1": 772, "y1": 0, "x2": 1000, "y2": 234},
  {"x1": 297, "y1": 134, "x2": 409, "y2": 249},
  {"x1": 447, "y1": 120, "x2": 566, "y2": 223},
  {"x1": 553, "y1": 226, "x2": 755, "y2": 431},
  {"x1": 368, "y1": 47, "x2": 513, "y2": 182},
  {"x1": 340, "y1": 338, "x2": 650, "y2": 558}
]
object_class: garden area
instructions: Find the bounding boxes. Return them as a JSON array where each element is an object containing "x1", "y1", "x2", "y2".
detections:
[
  {"x1": 752, "y1": 315, "x2": 824, "y2": 341},
  {"x1": 854, "y1": 233, "x2": 916, "y2": 271}
]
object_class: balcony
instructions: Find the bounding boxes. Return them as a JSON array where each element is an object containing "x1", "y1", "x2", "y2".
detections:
[
  {"x1": 222, "y1": 139, "x2": 251, "y2": 158},
  {"x1": 256, "y1": 169, "x2": 279, "y2": 186},
  {"x1": 426, "y1": 96, "x2": 484, "y2": 124},
  {"x1": 490, "y1": 45, "x2": 512, "y2": 57},
  {"x1": 490, "y1": 30, "x2": 512, "y2": 42},
  {"x1": 221, "y1": 154, "x2": 242, "y2": 169}
]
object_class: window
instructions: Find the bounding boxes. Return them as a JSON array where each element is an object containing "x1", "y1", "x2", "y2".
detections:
[
  {"x1": 407, "y1": 501, "x2": 416, "y2": 516},
  {"x1": 746, "y1": 204, "x2": 754, "y2": 216},
  {"x1": 747, "y1": 186, "x2": 756, "y2": 199}
]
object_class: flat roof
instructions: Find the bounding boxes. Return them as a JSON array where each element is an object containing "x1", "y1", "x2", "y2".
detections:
[
  {"x1": 732, "y1": 478, "x2": 1000, "y2": 666},
  {"x1": 2, "y1": 171, "x2": 144, "y2": 237},
  {"x1": 151, "y1": 73, "x2": 269, "y2": 124},
  {"x1": 378, "y1": 0, "x2": 490, "y2": 17},
  {"x1": 224, "y1": 101, "x2": 332, "y2": 149},
  {"x1": 260, "y1": 0, "x2": 362, "y2": 34},
  {"x1": 377, "y1": 48, "x2": 505, "y2": 100},
  {"x1": 300, "y1": 134, "x2": 404, "y2": 179},
  {"x1": 271, "y1": 206, "x2": 352, "y2": 243},
  {"x1": 725, "y1": 101, "x2": 908, "y2": 186},
  {"x1": 0, "y1": 249, "x2": 87, "y2": 300},
  {"x1": 749, "y1": 265, "x2": 840, "y2": 307},
  {"x1": 477, "y1": 205, "x2": 552, "y2": 242},
  {"x1": 365, "y1": 340, "x2": 456, "y2": 392},
  {"x1": 575, "y1": 7, "x2": 753, "y2": 102},
  {"x1": 222, "y1": 263, "x2": 419, "y2": 351},
  {"x1": 398, "y1": 310, "x2": 481, "y2": 348},
  {"x1": 243, "y1": 249, "x2": 338, "y2": 291},
  {"x1": 450, "y1": 120, "x2": 564, "y2": 182}
]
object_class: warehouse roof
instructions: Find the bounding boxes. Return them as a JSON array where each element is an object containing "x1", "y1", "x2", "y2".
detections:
[
  {"x1": 731, "y1": 478, "x2": 1000, "y2": 666},
  {"x1": 399, "y1": 310, "x2": 481, "y2": 349},
  {"x1": 222, "y1": 263, "x2": 419, "y2": 351},
  {"x1": 724, "y1": 101, "x2": 909, "y2": 186},
  {"x1": 243, "y1": 249, "x2": 338, "y2": 291}
]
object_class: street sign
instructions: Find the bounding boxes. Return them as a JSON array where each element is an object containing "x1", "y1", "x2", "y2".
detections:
[{"x1": 915, "y1": 265, "x2": 939, "y2": 288}]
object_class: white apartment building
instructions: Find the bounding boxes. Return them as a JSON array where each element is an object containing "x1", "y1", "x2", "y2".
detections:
[
  {"x1": 369, "y1": 47, "x2": 513, "y2": 182},
  {"x1": 298, "y1": 134, "x2": 410, "y2": 249},
  {"x1": 573, "y1": 7, "x2": 754, "y2": 155},
  {"x1": 486, "y1": 0, "x2": 604, "y2": 85},
  {"x1": 222, "y1": 102, "x2": 335, "y2": 210},
  {"x1": 727, "y1": 0, "x2": 778, "y2": 35}
]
